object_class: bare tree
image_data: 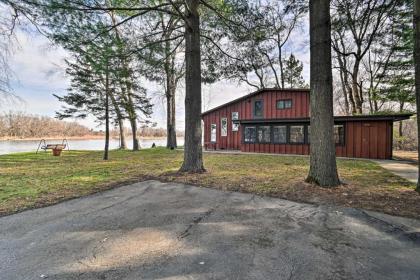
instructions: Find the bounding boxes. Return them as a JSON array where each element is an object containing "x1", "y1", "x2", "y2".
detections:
[{"x1": 332, "y1": 0, "x2": 398, "y2": 114}]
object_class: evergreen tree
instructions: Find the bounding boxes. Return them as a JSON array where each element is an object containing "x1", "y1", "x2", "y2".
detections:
[
  {"x1": 283, "y1": 54, "x2": 307, "y2": 88},
  {"x1": 382, "y1": 0, "x2": 415, "y2": 113}
]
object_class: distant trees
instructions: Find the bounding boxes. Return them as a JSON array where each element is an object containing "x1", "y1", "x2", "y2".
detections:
[{"x1": 0, "y1": 112, "x2": 93, "y2": 138}]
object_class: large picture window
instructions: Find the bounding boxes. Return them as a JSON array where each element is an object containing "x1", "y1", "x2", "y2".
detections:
[
  {"x1": 334, "y1": 124, "x2": 345, "y2": 145},
  {"x1": 257, "y1": 126, "x2": 271, "y2": 143},
  {"x1": 273, "y1": 126, "x2": 287, "y2": 143},
  {"x1": 253, "y1": 100, "x2": 263, "y2": 118},
  {"x1": 244, "y1": 126, "x2": 256, "y2": 143},
  {"x1": 221, "y1": 118, "x2": 228, "y2": 136},
  {"x1": 210, "y1": 124, "x2": 217, "y2": 142},
  {"x1": 289, "y1": 125, "x2": 305, "y2": 143},
  {"x1": 242, "y1": 123, "x2": 340, "y2": 145},
  {"x1": 276, "y1": 99, "x2": 292, "y2": 110}
]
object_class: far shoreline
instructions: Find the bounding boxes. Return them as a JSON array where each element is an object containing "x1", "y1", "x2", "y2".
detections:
[{"x1": 0, "y1": 136, "x2": 171, "y2": 141}]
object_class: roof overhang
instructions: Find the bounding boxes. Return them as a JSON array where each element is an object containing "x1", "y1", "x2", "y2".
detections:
[{"x1": 234, "y1": 114, "x2": 413, "y2": 124}]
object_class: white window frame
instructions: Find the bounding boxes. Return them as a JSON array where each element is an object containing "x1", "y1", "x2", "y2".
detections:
[
  {"x1": 211, "y1": 124, "x2": 217, "y2": 142},
  {"x1": 232, "y1": 112, "x2": 239, "y2": 132},
  {"x1": 221, "y1": 118, "x2": 228, "y2": 136}
]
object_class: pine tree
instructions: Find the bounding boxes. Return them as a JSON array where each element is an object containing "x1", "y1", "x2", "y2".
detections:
[
  {"x1": 283, "y1": 54, "x2": 308, "y2": 88},
  {"x1": 378, "y1": 0, "x2": 415, "y2": 142}
]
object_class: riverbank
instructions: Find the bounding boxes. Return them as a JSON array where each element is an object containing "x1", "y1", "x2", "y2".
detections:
[
  {"x1": 0, "y1": 148, "x2": 418, "y2": 219},
  {"x1": 0, "y1": 135, "x2": 169, "y2": 141}
]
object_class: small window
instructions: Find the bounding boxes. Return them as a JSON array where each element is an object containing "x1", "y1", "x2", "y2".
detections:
[
  {"x1": 221, "y1": 118, "x2": 228, "y2": 136},
  {"x1": 254, "y1": 100, "x2": 263, "y2": 118},
  {"x1": 273, "y1": 126, "x2": 287, "y2": 143},
  {"x1": 244, "y1": 126, "x2": 256, "y2": 143},
  {"x1": 211, "y1": 124, "x2": 217, "y2": 142},
  {"x1": 289, "y1": 125, "x2": 304, "y2": 143},
  {"x1": 257, "y1": 126, "x2": 271, "y2": 143},
  {"x1": 334, "y1": 124, "x2": 345, "y2": 145},
  {"x1": 232, "y1": 112, "x2": 239, "y2": 132},
  {"x1": 277, "y1": 99, "x2": 292, "y2": 110}
]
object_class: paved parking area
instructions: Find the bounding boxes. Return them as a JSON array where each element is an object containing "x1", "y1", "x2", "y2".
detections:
[{"x1": 1, "y1": 180, "x2": 420, "y2": 280}]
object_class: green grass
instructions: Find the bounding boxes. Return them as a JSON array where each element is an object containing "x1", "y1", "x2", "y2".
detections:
[{"x1": 0, "y1": 148, "x2": 418, "y2": 218}]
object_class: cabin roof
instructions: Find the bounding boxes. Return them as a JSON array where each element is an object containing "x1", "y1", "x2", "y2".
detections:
[
  {"x1": 201, "y1": 88, "x2": 310, "y2": 116},
  {"x1": 235, "y1": 113, "x2": 413, "y2": 124}
]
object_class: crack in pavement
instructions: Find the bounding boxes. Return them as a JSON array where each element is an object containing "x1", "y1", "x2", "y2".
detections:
[{"x1": 178, "y1": 208, "x2": 215, "y2": 239}]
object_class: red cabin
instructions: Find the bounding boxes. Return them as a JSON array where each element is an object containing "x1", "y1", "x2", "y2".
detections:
[{"x1": 202, "y1": 88, "x2": 412, "y2": 160}]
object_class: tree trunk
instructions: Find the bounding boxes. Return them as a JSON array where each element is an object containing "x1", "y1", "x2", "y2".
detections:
[
  {"x1": 109, "y1": 93, "x2": 127, "y2": 149},
  {"x1": 129, "y1": 117, "x2": 139, "y2": 151},
  {"x1": 338, "y1": 66, "x2": 350, "y2": 115},
  {"x1": 306, "y1": 0, "x2": 340, "y2": 187},
  {"x1": 399, "y1": 102, "x2": 405, "y2": 138},
  {"x1": 166, "y1": 86, "x2": 177, "y2": 149},
  {"x1": 165, "y1": 36, "x2": 178, "y2": 149},
  {"x1": 278, "y1": 38, "x2": 285, "y2": 89},
  {"x1": 104, "y1": 69, "x2": 110, "y2": 161},
  {"x1": 118, "y1": 118, "x2": 127, "y2": 149},
  {"x1": 179, "y1": 0, "x2": 204, "y2": 172},
  {"x1": 414, "y1": 0, "x2": 420, "y2": 193},
  {"x1": 352, "y1": 59, "x2": 363, "y2": 114}
]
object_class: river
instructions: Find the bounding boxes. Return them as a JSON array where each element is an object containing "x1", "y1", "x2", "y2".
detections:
[{"x1": 0, "y1": 138, "x2": 184, "y2": 155}]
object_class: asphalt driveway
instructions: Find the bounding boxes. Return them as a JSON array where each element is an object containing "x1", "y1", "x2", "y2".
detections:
[{"x1": 1, "y1": 180, "x2": 420, "y2": 280}]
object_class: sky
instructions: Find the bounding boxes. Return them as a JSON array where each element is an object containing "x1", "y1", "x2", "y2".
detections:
[{"x1": 1, "y1": 21, "x2": 310, "y2": 131}]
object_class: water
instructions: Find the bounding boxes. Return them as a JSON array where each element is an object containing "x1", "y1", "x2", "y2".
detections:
[{"x1": 0, "y1": 138, "x2": 184, "y2": 155}]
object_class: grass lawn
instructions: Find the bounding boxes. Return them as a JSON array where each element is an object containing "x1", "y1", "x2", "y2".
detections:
[{"x1": 0, "y1": 148, "x2": 418, "y2": 219}]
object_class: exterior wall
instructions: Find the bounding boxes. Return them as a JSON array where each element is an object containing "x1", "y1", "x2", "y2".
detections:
[
  {"x1": 202, "y1": 89, "x2": 394, "y2": 159},
  {"x1": 239, "y1": 120, "x2": 393, "y2": 159},
  {"x1": 336, "y1": 120, "x2": 393, "y2": 159},
  {"x1": 203, "y1": 89, "x2": 310, "y2": 150}
]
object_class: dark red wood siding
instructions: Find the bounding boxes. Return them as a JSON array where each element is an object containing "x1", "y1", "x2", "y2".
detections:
[
  {"x1": 203, "y1": 89, "x2": 310, "y2": 150},
  {"x1": 202, "y1": 89, "x2": 394, "y2": 159},
  {"x1": 237, "y1": 121, "x2": 393, "y2": 159}
]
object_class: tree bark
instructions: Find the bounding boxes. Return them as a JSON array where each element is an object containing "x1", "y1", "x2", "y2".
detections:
[
  {"x1": 109, "y1": 93, "x2": 127, "y2": 149},
  {"x1": 166, "y1": 85, "x2": 177, "y2": 149},
  {"x1": 164, "y1": 36, "x2": 178, "y2": 149},
  {"x1": 399, "y1": 102, "x2": 405, "y2": 138},
  {"x1": 104, "y1": 68, "x2": 110, "y2": 161},
  {"x1": 129, "y1": 117, "x2": 139, "y2": 151},
  {"x1": 414, "y1": 0, "x2": 420, "y2": 193},
  {"x1": 118, "y1": 118, "x2": 127, "y2": 149},
  {"x1": 352, "y1": 59, "x2": 363, "y2": 114},
  {"x1": 179, "y1": 0, "x2": 204, "y2": 172},
  {"x1": 306, "y1": 0, "x2": 340, "y2": 187}
]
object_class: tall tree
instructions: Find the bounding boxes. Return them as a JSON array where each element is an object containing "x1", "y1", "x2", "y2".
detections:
[
  {"x1": 414, "y1": 0, "x2": 420, "y2": 193},
  {"x1": 306, "y1": 0, "x2": 340, "y2": 187},
  {"x1": 179, "y1": 0, "x2": 203, "y2": 172}
]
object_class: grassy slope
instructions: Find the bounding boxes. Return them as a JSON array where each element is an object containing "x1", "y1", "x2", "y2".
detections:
[{"x1": 0, "y1": 148, "x2": 418, "y2": 218}]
